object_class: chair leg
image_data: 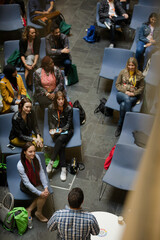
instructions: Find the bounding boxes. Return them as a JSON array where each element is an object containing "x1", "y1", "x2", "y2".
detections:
[
  {"x1": 97, "y1": 76, "x2": 101, "y2": 93},
  {"x1": 99, "y1": 182, "x2": 107, "y2": 201}
]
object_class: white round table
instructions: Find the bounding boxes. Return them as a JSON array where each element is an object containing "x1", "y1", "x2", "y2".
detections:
[{"x1": 91, "y1": 211, "x2": 125, "y2": 240}]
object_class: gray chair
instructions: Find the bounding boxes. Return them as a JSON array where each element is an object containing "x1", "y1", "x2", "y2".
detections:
[
  {"x1": 0, "y1": 4, "x2": 24, "y2": 31},
  {"x1": 6, "y1": 152, "x2": 53, "y2": 201},
  {"x1": 4, "y1": 40, "x2": 24, "y2": 72},
  {"x1": 43, "y1": 108, "x2": 81, "y2": 148},
  {"x1": 129, "y1": 4, "x2": 158, "y2": 30},
  {"x1": 97, "y1": 48, "x2": 134, "y2": 92},
  {"x1": 117, "y1": 112, "x2": 154, "y2": 147},
  {"x1": 130, "y1": 27, "x2": 140, "y2": 53},
  {"x1": 145, "y1": 52, "x2": 160, "y2": 86},
  {"x1": 99, "y1": 143, "x2": 144, "y2": 200},
  {"x1": 138, "y1": 0, "x2": 159, "y2": 7},
  {"x1": 0, "y1": 113, "x2": 22, "y2": 159},
  {"x1": 105, "y1": 76, "x2": 143, "y2": 112}
]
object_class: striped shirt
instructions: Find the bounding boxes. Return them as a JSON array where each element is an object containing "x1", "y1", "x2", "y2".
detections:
[{"x1": 47, "y1": 209, "x2": 100, "y2": 240}]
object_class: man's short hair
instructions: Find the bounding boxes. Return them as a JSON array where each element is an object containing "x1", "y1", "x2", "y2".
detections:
[
  {"x1": 68, "y1": 188, "x2": 84, "y2": 208},
  {"x1": 51, "y1": 22, "x2": 59, "y2": 32}
]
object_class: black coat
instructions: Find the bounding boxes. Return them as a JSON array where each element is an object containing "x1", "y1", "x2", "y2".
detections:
[
  {"x1": 9, "y1": 110, "x2": 41, "y2": 142},
  {"x1": 19, "y1": 37, "x2": 41, "y2": 57},
  {"x1": 48, "y1": 104, "x2": 73, "y2": 132},
  {"x1": 99, "y1": 0, "x2": 125, "y2": 23}
]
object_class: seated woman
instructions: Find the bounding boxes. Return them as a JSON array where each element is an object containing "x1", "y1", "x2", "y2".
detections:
[
  {"x1": 0, "y1": 64, "x2": 27, "y2": 114},
  {"x1": 34, "y1": 56, "x2": 64, "y2": 108},
  {"x1": 46, "y1": 91, "x2": 73, "y2": 181},
  {"x1": 9, "y1": 97, "x2": 43, "y2": 149},
  {"x1": 17, "y1": 142, "x2": 49, "y2": 222},
  {"x1": 135, "y1": 12, "x2": 160, "y2": 71},
  {"x1": 19, "y1": 26, "x2": 41, "y2": 88},
  {"x1": 115, "y1": 57, "x2": 144, "y2": 137}
]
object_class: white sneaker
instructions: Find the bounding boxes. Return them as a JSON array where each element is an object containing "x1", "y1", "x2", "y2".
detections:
[
  {"x1": 46, "y1": 161, "x2": 53, "y2": 174},
  {"x1": 60, "y1": 167, "x2": 67, "y2": 181},
  {"x1": 64, "y1": 76, "x2": 68, "y2": 86},
  {"x1": 104, "y1": 21, "x2": 111, "y2": 30},
  {"x1": 109, "y1": 43, "x2": 114, "y2": 48}
]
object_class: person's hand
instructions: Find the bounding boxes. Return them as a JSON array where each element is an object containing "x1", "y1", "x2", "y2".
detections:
[
  {"x1": 58, "y1": 128, "x2": 62, "y2": 134},
  {"x1": 40, "y1": 191, "x2": 48, "y2": 198},
  {"x1": 36, "y1": 135, "x2": 43, "y2": 148},
  {"x1": 49, "y1": 129, "x2": 56, "y2": 135},
  {"x1": 122, "y1": 13, "x2": 128, "y2": 19},
  {"x1": 25, "y1": 64, "x2": 33, "y2": 71},
  {"x1": 42, "y1": 11, "x2": 49, "y2": 15},
  {"x1": 48, "y1": 93, "x2": 55, "y2": 100},
  {"x1": 61, "y1": 47, "x2": 70, "y2": 54},
  {"x1": 125, "y1": 91, "x2": 134, "y2": 96},
  {"x1": 15, "y1": 100, "x2": 21, "y2": 105},
  {"x1": 145, "y1": 42, "x2": 152, "y2": 47},
  {"x1": 32, "y1": 63, "x2": 36, "y2": 69},
  {"x1": 150, "y1": 39, "x2": 156, "y2": 44},
  {"x1": 44, "y1": 188, "x2": 49, "y2": 196}
]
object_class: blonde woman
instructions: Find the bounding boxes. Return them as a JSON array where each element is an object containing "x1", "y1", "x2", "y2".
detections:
[
  {"x1": 115, "y1": 57, "x2": 144, "y2": 137},
  {"x1": 19, "y1": 26, "x2": 41, "y2": 88}
]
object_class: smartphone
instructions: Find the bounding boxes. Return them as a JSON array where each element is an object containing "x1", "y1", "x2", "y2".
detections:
[{"x1": 7, "y1": 144, "x2": 15, "y2": 150}]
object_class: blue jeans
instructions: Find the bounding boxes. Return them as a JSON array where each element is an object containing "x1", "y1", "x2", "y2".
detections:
[
  {"x1": 116, "y1": 92, "x2": 137, "y2": 126},
  {"x1": 136, "y1": 40, "x2": 158, "y2": 70}
]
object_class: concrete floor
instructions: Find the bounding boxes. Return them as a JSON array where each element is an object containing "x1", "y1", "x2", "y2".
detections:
[{"x1": 0, "y1": 0, "x2": 137, "y2": 239}]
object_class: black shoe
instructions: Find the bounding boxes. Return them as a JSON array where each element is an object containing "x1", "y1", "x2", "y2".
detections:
[{"x1": 115, "y1": 126, "x2": 122, "y2": 137}]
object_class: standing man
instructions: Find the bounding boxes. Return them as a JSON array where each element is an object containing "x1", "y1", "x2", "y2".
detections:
[
  {"x1": 99, "y1": 0, "x2": 128, "y2": 48},
  {"x1": 47, "y1": 188, "x2": 100, "y2": 239},
  {"x1": 46, "y1": 23, "x2": 72, "y2": 85}
]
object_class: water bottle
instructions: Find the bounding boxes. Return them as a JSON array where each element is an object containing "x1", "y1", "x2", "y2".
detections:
[{"x1": 28, "y1": 216, "x2": 33, "y2": 229}]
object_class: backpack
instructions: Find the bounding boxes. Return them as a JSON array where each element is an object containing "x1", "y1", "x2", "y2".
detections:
[
  {"x1": 67, "y1": 157, "x2": 85, "y2": 175},
  {"x1": 7, "y1": 50, "x2": 22, "y2": 68},
  {"x1": 4, "y1": 207, "x2": 28, "y2": 235},
  {"x1": 94, "y1": 98, "x2": 113, "y2": 116},
  {"x1": 59, "y1": 20, "x2": 71, "y2": 35},
  {"x1": 67, "y1": 64, "x2": 79, "y2": 86},
  {"x1": 73, "y1": 100, "x2": 86, "y2": 125},
  {"x1": 83, "y1": 25, "x2": 97, "y2": 43}
]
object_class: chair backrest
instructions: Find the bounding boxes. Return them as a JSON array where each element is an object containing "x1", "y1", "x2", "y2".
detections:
[
  {"x1": 129, "y1": 4, "x2": 158, "y2": 30},
  {"x1": 17, "y1": 72, "x2": 27, "y2": 89},
  {"x1": 96, "y1": 2, "x2": 106, "y2": 28},
  {"x1": 0, "y1": 113, "x2": 13, "y2": 138},
  {"x1": 39, "y1": 37, "x2": 46, "y2": 60},
  {"x1": 6, "y1": 152, "x2": 53, "y2": 200},
  {"x1": 130, "y1": 27, "x2": 140, "y2": 53},
  {"x1": 145, "y1": 53, "x2": 160, "y2": 86},
  {"x1": 4, "y1": 40, "x2": 20, "y2": 65},
  {"x1": 0, "y1": 4, "x2": 24, "y2": 31},
  {"x1": 138, "y1": 0, "x2": 159, "y2": 6}
]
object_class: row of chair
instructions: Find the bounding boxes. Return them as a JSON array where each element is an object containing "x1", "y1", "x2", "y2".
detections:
[{"x1": 99, "y1": 111, "x2": 154, "y2": 199}]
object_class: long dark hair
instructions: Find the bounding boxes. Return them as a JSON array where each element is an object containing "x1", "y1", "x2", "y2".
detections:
[
  {"x1": 18, "y1": 97, "x2": 32, "y2": 113},
  {"x1": 145, "y1": 12, "x2": 158, "y2": 26},
  {"x1": 21, "y1": 142, "x2": 40, "y2": 173},
  {"x1": 53, "y1": 91, "x2": 68, "y2": 110},
  {"x1": 3, "y1": 64, "x2": 17, "y2": 86}
]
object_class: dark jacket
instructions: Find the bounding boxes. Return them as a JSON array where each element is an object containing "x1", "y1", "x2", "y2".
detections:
[
  {"x1": 99, "y1": 0, "x2": 125, "y2": 23},
  {"x1": 48, "y1": 104, "x2": 73, "y2": 132},
  {"x1": 138, "y1": 23, "x2": 160, "y2": 45},
  {"x1": 19, "y1": 37, "x2": 41, "y2": 57},
  {"x1": 9, "y1": 110, "x2": 41, "y2": 142},
  {"x1": 46, "y1": 33, "x2": 71, "y2": 62},
  {"x1": 34, "y1": 66, "x2": 64, "y2": 98}
]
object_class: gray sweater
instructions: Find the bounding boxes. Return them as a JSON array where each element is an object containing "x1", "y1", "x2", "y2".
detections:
[{"x1": 17, "y1": 154, "x2": 48, "y2": 196}]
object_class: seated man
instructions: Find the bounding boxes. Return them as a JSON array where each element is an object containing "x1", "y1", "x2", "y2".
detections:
[
  {"x1": 46, "y1": 23, "x2": 72, "y2": 83},
  {"x1": 29, "y1": 0, "x2": 55, "y2": 27},
  {"x1": 47, "y1": 187, "x2": 100, "y2": 239},
  {"x1": 99, "y1": 0, "x2": 128, "y2": 48}
]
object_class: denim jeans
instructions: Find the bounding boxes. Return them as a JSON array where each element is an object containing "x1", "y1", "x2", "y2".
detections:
[
  {"x1": 105, "y1": 16, "x2": 126, "y2": 44},
  {"x1": 116, "y1": 92, "x2": 137, "y2": 126},
  {"x1": 136, "y1": 40, "x2": 158, "y2": 70},
  {"x1": 54, "y1": 58, "x2": 71, "y2": 76}
]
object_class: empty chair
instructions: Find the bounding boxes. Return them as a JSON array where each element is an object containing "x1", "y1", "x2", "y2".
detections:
[
  {"x1": 105, "y1": 76, "x2": 143, "y2": 112},
  {"x1": 129, "y1": 4, "x2": 158, "y2": 30},
  {"x1": 4, "y1": 40, "x2": 24, "y2": 72},
  {"x1": 43, "y1": 108, "x2": 81, "y2": 148},
  {"x1": 145, "y1": 53, "x2": 160, "y2": 86},
  {"x1": 97, "y1": 48, "x2": 134, "y2": 92},
  {"x1": 6, "y1": 152, "x2": 53, "y2": 201},
  {"x1": 99, "y1": 143, "x2": 145, "y2": 200},
  {"x1": 0, "y1": 113, "x2": 22, "y2": 157},
  {"x1": 138, "y1": 0, "x2": 159, "y2": 7},
  {"x1": 130, "y1": 27, "x2": 140, "y2": 53},
  {"x1": 117, "y1": 112, "x2": 154, "y2": 146},
  {"x1": 0, "y1": 4, "x2": 24, "y2": 31}
]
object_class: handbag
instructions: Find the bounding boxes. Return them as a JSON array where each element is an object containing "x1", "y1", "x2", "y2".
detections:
[
  {"x1": 0, "y1": 192, "x2": 14, "y2": 227},
  {"x1": 0, "y1": 163, "x2": 7, "y2": 186},
  {"x1": 73, "y1": 100, "x2": 86, "y2": 125},
  {"x1": 67, "y1": 64, "x2": 79, "y2": 86},
  {"x1": 60, "y1": 20, "x2": 71, "y2": 35},
  {"x1": 4, "y1": 207, "x2": 28, "y2": 235},
  {"x1": 67, "y1": 157, "x2": 85, "y2": 175}
]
